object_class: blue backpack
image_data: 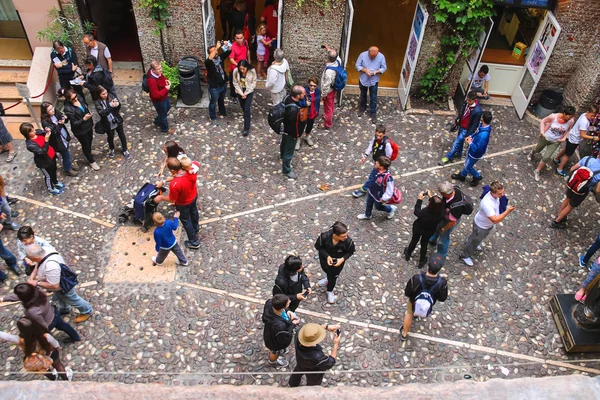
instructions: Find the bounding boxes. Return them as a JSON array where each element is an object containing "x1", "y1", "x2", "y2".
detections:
[{"x1": 326, "y1": 61, "x2": 348, "y2": 91}]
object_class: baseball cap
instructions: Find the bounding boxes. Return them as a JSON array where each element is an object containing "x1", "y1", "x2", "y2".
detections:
[{"x1": 428, "y1": 254, "x2": 445, "y2": 274}]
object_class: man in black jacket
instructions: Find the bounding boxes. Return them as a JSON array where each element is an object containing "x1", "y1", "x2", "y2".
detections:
[
  {"x1": 273, "y1": 255, "x2": 312, "y2": 312},
  {"x1": 262, "y1": 294, "x2": 298, "y2": 368},
  {"x1": 280, "y1": 85, "x2": 307, "y2": 180},
  {"x1": 289, "y1": 322, "x2": 341, "y2": 387},
  {"x1": 205, "y1": 41, "x2": 232, "y2": 125}
]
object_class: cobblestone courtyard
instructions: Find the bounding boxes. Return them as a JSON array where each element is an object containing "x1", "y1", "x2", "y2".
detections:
[{"x1": 0, "y1": 86, "x2": 599, "y2": 386}]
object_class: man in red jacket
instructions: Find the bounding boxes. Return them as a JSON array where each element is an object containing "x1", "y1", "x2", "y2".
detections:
[{"x1": 147, "y1": 60, "x2": 175, "y2": 134}]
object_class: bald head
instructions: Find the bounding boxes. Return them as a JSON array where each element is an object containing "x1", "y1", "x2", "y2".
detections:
[{"x1": 368, "y1": 47, "x2": 379, "y2": 59}]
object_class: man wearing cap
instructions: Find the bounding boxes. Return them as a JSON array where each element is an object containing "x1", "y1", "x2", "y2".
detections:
[
  {"x1": 401, "y1": 254, "x2": 448, "y2": 341},
  {"x1": 289, "y1": 322, "x2": 341, "y2": 387}
]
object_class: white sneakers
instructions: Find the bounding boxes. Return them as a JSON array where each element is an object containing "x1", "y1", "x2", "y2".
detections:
[
  {"x1": 357, "y1": 213, "x2": 372, "y2": 220},
  {"x1": 151, "y1": 256, "x2": 162, "y2": 266},
  {"x1": 327, "y1": 291, "x2": 336, "y2": 304},
  {"x1": 317, "y1": 277, "x2": 328, "y2": 287},
  {"x1": 533, "y1": 169, "x2": 540, "y2": 182},
  {"x1": 462, "y1": 257, "x2": 474, "y2": 266},
  {"x1": 268, "y1": 358, "x2": 289, "y2": 368},
  {"x1": 387, "y1": 205, "x2": 397, "y2": 220}
]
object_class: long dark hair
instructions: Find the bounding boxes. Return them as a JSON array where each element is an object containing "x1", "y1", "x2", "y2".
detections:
[
  {"x1": 17, "y1": 317, "x2": 53, "y2": 357},
  {"x1": 164, "y1": 140, "x2": 185, "y2": 158},
  {"x1": 14, "y1": 283, "x2": 48, "y2": 310},
  {"x1": 426, "y1": 195, "x2": 444, "y2": 214},
  {"x1": 237, "y1": 59, "x2": 254, "y2": 72},
  {"x1": 40, "y1": 101, "x2": 54, "y2": 123}
]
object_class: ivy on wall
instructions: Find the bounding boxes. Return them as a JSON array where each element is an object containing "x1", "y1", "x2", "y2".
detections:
[
  {"x1": 139, "y1": 0, "x2": 170, "y2": 35},
  {"x1": 296, "y1": 0, "x2": 331, "y2": 7},
  {"x1": 418, "y1": 0, "x2": 495, "y2": 103}
]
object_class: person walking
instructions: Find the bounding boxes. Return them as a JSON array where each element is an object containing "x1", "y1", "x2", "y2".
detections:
[
  {"x1": 356, "y1": 156, "x2": 398, "y2": 220},
  {"x1": 404, "y1": 191, "x2": 445, "y2": 269},
  {"x1": 298, "y1": 76, "x2": 321, "y2": 147},
  {"x1": 83, "y1": 34, "x2": 113, "y2": 76},
  {"x1": 320, "y1": 48, "x2": 342, "y2": 130},
  {"x1": 26, "y1": 244, "x2": 93, "y2": 323},
  {"x1": 314, "y1": 221, "x2": 356, "y2": 304},
  {"x1": 228, "y1": 30, "x2": 251, "y2": 98},
  {"x1": 272, "y1": 255, "x2": 311, "y2": 312},
  {"x1": 280, "y1": 86, "x2": 307, "y2": 179},
  {"x1": 154, "y1": 158, "x2": 201, "y2": 249},
  {"x1": 400, "y1": 254, "x2": 448, "y2": 341},
  {"x1": 205, "y1": 41, "x2": 231, "y2": 125},
  {"x1": 50, "y1": 41, "x2": 80, "y2": 94},
  {"x1": 288, "y1": 322, "x2": 340, "y2": 387},
  {"x1": 151, "y1": 211, "x2": 189, "y2": 266},
  {"x1": 262, "y1": 293, "x2": 298, "y2": 368},
  {"x1": 527, "y1": 107, "x2": 575, "y2": 181},
  {"x1": 459, "y1": 181, "x2": 515, "y2": 266},
  {"x1": 147, "y1": 60, "x2": 175, "y2": 134},
  {"x1": 579, "y1": 233, "x2": 600, "y2": 268},
  {"x1": 40, "y1": 102, "x2": 78, "y2": 176},
  {"x1": 554, "y1": 105, "x2": 599, "y2": 176},
  {"x1": 352, "y1": 124, "x2": 393, "y2": 198},
  {"x1": 20, "y1": 123, "x2": 65, "y2": 195},
  {"x1": 355, "y1": 46, "x2": 387, "y2": 124},
  {"x1": 439, "y1": 91, "x2": 482, "y2": 165},
  {"x1": 63, "y1": 89, "x2": 100, "y2": 170},
  {"x1": 1, "y1": 283, "x2": 80, "y2": 343},
  {"x1": 265, "y1": 49, "x2": 290, "y2": 105},
  {"x1": 0, "y1": 219, "x2": 20, "y2": 282},
  {"x1": 232, "y1": 59, "x2": 257, "y2": 137},
  {"x1": 429, "y1": 182, "x2": 472, "y2": 257},
  {"x1": 451, "y1": 110, "x2": 493, "y2": 186},
  {"x1": 94, "y1": 85, "x2": 130, "y2": 159}
]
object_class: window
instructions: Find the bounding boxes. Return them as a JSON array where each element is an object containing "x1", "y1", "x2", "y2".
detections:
[{"x1": 495, "y1": 0, "x2": 556, "y2": 10}]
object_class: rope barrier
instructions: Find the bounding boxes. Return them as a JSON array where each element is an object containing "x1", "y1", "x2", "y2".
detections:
[{"x1": 2, "y1": 69, "x2": 55, "y2": 112}]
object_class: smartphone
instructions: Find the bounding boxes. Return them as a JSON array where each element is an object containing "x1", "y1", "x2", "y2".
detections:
[
  {"x1": 331, "y1": 258, "x2": 337, "y2": 265},
  {"x1": 335, "y1": 328, "x2": 341, "y2": 336},
  {"x1": 302, "y1": 289, "x2": 309, "y2": 297},
  {"x1": 321, "y1": 45, "x2": 326, "y2": 49}
]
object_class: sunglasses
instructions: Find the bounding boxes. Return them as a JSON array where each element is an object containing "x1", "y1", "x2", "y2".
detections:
[{"x1": 309, "y1": 84, "x2": 317, "y2": 87}]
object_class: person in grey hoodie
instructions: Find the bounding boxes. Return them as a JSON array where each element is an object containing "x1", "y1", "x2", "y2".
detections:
[{"x1": 265, "y1": 49, "x2": 291, "y2": 105}]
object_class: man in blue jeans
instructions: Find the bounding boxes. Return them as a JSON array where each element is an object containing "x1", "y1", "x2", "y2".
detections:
[
  {"x1": 355, "y1": 46, "x2": 387, "y2": 124},
  {"x1": 147, "y1": 60, "x2": 175, "y2": 134},
  {"x1": 0, "y1": 216, "x2": 20, "y2": 282},
  {"x1": 451, "y1": 111, "x2": 493, "y2": 187},
  {"x1": 205, "y1": 41, "x2": 231, "y2": 126},
  {"x1": 357, "y1": 156, "x2": 397, "y2": 220},
  {"x1": 439, "y1": 91, "x2": 482, "y2": 165},
  {"x1": 429, "y1": 182, "x2": 469, "y2": 257},
  {"x1": 580, "y1": 233, "x2": 600, "y2": 267}
]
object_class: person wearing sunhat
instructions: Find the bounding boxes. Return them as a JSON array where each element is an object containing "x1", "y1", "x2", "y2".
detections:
[
  {"x1": 288, "y1": 322, "x2": 341, "y2": 387},
  {"x1": 400, "y1": 253, "x2": 449, "y2": 341}
]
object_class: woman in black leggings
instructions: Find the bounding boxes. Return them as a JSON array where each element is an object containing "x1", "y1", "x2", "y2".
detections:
[
  {"x1": 404, "y1": 191, "x2": 445, "y2": 268},
  {"x1": 94, "y1": 85, "x2": 130, "y2": 159},
  {"x1": 63, "y1": 89, "x2": 100, "y2": 171}
]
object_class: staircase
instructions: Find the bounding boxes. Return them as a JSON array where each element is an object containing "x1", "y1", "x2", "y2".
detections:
[{"x1": 0, "y1": 59, "x2": 35, "y2": 139}]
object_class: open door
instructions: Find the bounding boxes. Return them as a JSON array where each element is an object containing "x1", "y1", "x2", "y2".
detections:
[
  {"x1": 202, "y1": 0, "x2": 216, "y2": 57},
  {"x1": 276, "y1": 0, "x2": 283, "y2": 49},
  {"x1": 398, "y1": 1, "x2": 428, "y2": 110},
  {"x1": 511, "y1": 12, "x2": 561, "y2": 119},
  {"x1": 337, "y1": 0, "x2": 354, "y2": 105}
]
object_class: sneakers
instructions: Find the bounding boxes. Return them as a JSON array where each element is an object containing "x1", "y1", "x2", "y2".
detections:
[
  {"x1": 54, "y1": 182, "x2": 65, "y2": 190},
  {"x1": 579, "y1": 255, "x2": 587, "y2": 268},
  {"x1": 352, "y1": 189, "x2": 367, "y2": 198},
  {"x1": 3, "y1": 222, "x2": 20, "y2": 231},
  {"x1": 74, "y1": 313, "x2": 91, "y2": 323},
  {"x1": 304, "y1": 136, "x2": 314, "y2": 147},
  {"x1": 151, "y1": 256, "x2": 163, "y2": 266},
  {"x1": 417, "y1": 259, "x2": 427, "y2": 269},
  {"x1": 65, "y1": 170, "x2": 78, "y2": 176},
  {"x1": 123, "y1": 150, "x2": 131, "y2": 159},
  {"x1": 10, "y1": 210, "x2": 18, "y2": 218},
  {"x1": 285, "y1": 171, "x2": 298, "y2": 180},
  {"x1": 451, "y1": 173, "x2": 466, "y2": 182},
  {"x1": 357, "y1": 213, "x2": 372, "y2": 220},
  {"x1": 317, "y1": 277, "x2": 328, "y2": 287},
  {"x1": 6, "y1": 197, "x2": 18, "y2": 205},
  {"x1": 8, "y1": 264, "x2": 22, "y2": 275},
  {"x1": 243, "y1": 130, "x2": 250, "y2": 137},
  {"x1": 403, "y1": 247, "x2": 410, "y2": 261},
  {"x1": 476, "y1": 245, "x2": 483, "y2": 251},
  {"x1": 470, "y1": 176, "x2": 482, "y2": 187},
  {"x1": 108, "y1": 149, "x2": 115, "y2": 158},
  {"x1": 387, "y1": 205, "x2": 397, "y2": 219},
  {"x1": 185, "y1": 240, "x2": 201, "y2": 249},
  {"x1": 438, "y1": 157, "x2": 450, "y2": 166},
  {"x1": 48, "y1": 188, "x2": 63, "y2": 196},
  {"x1": 462, "y1": 257, "x2": 474, "y2": 266},
  {"x1": 552, "y1": 158, "x2": 560, "y2": 165},
  {"x1": 327, "y1": 291, "x2": 336, "y2": 304},
  {"x1": 65, "y1": 367, "x2": 73, "y2": 381},
  {"x1": 371, "y1": 114, "x2": 377, "y2": 124},
  {"x1": 428, "y1": 240, "x2": 437, "y2": 247},
  {"x1": 527, "y1": 151, "x2": 535, "y2": 161},
  {"x1": 400, "y1": 327, "x2": 408, "y2": 341},
  {"x1": 176, "y1": 259, "x2": 189, "y2": 266},
  {"x1": 533, "y1": 169, "x2": 540, "y2": 182},
  {"x1": 556, "y1": 168, "x2": 567, "y2": 177},
  {"x1": 550, "y1": 220, "x2": 566, "y2": 229},
  {"x1": 267, "y1": 358, "x2": 289, "y2": 368},
  {"x1": 90, "y1": 150, "x2": 100, "y2": 156},
  {"x1": 295, "y1": 140, "x2": 300, "y2": 151},
  {"x1": 90, "y1": 162, "x2": 100, "y2": 171},
  {"x1": 166, "y1": 128, "x2": 176, "y2": 134},
  {"x1": 358, "y1": 110, "x2": 365, "y2": 118}
]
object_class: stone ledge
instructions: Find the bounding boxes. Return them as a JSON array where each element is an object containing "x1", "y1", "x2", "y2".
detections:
[{"x1": 0, "y1": 375, "x2": 599, "y2": 399}]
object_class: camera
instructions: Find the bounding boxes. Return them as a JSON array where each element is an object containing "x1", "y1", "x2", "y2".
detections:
[{"x1": 321, "y1": 45, "x2": 326, "y2": 49}]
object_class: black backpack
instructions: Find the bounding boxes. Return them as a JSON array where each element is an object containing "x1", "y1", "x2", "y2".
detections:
[
  {"x1": 450, "y1": 186, "x2": 474, "y2": 216},
  {"x1": 267, "y1": 100, "x2": 299, "y2": 135},
  {"x1": 141, "y1": 73, "x2": 151, "y2": 93}
]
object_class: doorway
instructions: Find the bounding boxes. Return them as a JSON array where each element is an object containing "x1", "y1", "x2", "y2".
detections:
[
  {"x1": 77, "y1": 0, "x2": 143, "y2": 62},
  {"x1": 0, "y1": 0, "x2": 31, "y2": 60},
  {"x1": 345, "y1": 0, "x2": 418, "y2": 88}
]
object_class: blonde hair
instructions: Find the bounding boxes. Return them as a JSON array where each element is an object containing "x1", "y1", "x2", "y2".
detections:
[
  {"x1": 256, "y1": 23, "x2": 266, "y2": 35},
  {"x1": 152, "y1": 212, "x2": 165, "y2": 226},
  {"x1": 179, "y1": 156, "x2": 192, "y2": 171}
]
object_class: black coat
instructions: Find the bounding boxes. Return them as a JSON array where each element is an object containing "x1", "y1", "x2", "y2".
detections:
[
  {"x1": 272, "y1": 263, "x2": 310, "y2": 310},
  {"x1": 204, "y1": 49, "x2": 231, "y2": 88},
  {"x1": 25, "y1": 130, "x2": 55, "y2": 169},
  {"x1": 41, "y1": 110, "x2": 71, "y2": 153},
  {"x1": 412, "y1": 199, "x2": 445, "y2": 236},
  {"x1": 283, "y1": 95, "x2": 306, "y2": 138},
  {"x1": 314, "y1": 229, "x2": 356, "y2": 269},
  {"x1": 95, "y1": 93, "x2": 124, "y2": 132},
  {"x1": 63, "y1": 96, "x2": 93, "y2": 136},
  {"x1": 262, "y1": 299, "x2": 294, "y2": 352},
  {"x1": 83, "y1": 65, "x2": 115, "y2": 95}
]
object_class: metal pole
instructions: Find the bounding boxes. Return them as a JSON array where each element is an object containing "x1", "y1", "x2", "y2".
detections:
[{"x1": 24, "y1": 97, "x2": 41, "y2": 129}]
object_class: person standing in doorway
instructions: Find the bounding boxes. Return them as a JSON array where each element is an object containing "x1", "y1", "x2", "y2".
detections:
[
  {"x1": 320, "y1": 47, "x2": 342, "y2": 130},
  {"x1": 439, "y1": 91, "x2": 482, "y2": 165},
  {"x1": 280, "y1": 86, "x2": 306, "y2": 179},
  {"x1": 355, "y1": 46, "x2": 387, "y2": 124},
  {"x1": 314, "y1": 221, "x2": 356, "y2": 304},
  {"x1": 228, "y1": 30, "x2": 251, "y2": 98},
  {"x1": 205, "y1": 41, "x2": 231, "y2": 125},
  {"x1": 147, "y1": 60, "x2": 175, "y2": 135},
  {"x1": 554, "y1": 105, "x2": 599, "y2": 176},
  {"x1": 261, "y1": 0, "x2": 279, "y2": 62},
  {"x1": 466, "y1": 65, "x2": 491, "y2": 100},
  {"x1": 83, "y1": 34, "x2": 113, "y2": 76}
]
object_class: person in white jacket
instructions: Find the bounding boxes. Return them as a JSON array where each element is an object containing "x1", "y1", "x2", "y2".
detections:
[{"x1": 265, "y1": 49, "x2": 291, "y2": 105}]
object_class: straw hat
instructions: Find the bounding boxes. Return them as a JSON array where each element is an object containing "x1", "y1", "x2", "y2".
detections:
[{"x1": 298, "y1": 323, "x2": 327, "y2": 347}]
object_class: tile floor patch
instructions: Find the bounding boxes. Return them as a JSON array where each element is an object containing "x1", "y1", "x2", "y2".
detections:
[{"x1": 104, "y1": 226, "x2": 180, "y2": 283}]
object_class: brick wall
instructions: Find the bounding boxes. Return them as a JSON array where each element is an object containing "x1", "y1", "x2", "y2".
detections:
[{"x1": 280, "y1": 0, "x2": 345, "y2": 84}]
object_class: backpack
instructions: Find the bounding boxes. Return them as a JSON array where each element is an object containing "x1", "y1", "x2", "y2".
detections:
[
  {"x1": 413, "y1": 275, "x2": 443, "y2": 318},
  {"x1": 382, "y1": 173, "x2": 403, "y2": 205},
  {"x1": 449, "y1": 186, "x2": 474, "y2": 215},
  {"x1": 383, "y1": 137, "x2": 400, "y2": 161},
  {"x1": 326, "y1": 61, "x2": 348, "y2": 91},
  {"x1": 567, "y1": 157, "x2": 600, "y2": 194},
  {"x1": 268, "y1": 101, "x2": 299, "y2": 135},
  {"x1": 141, "y1": 73, "x2": 150, "y2": 93},
  {"x1": 40, "y1": 252, "x2": 79, "y2": 294}
]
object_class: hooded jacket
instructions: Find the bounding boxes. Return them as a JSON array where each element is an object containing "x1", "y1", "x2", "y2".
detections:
[
  {"x1": 466, "y1": 123, "x2": 491, "y2": 159},
  {"x1": 83, "y1": 64, "x2": 115, "y2": 94},
  {"x1": 262, "y1": 299, "x2": 294, "y2": 351},
  {"x1": 265, "y1": 59, "x2": 290, "y2": 93},
  {"x1": 314, "y1": 228, "x2": 356, "y2": 269},
  {"x1": 272, "y1": 263, "x2": 310, "y2": 303}
]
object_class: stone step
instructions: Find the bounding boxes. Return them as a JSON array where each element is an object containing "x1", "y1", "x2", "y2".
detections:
[
  {"x1": 0, "y1": 85, "x2": 21, "y2": 100},
  {"x1": 2, "y1": 102, "x2": 41, "y2": 117},
  {"x1": 1, "y1": 115, "x2": 34, "y2": 140},
  {"x1": 0, "y1": 69, "x2": 28, "y2": 83}
]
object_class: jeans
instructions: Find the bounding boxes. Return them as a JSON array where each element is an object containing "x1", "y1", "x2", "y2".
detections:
[
  {"x1": 238, "y1": 92, "x2": 253, "y2": 131},
  {"x1": 304, "y1": 117, "x2": 316, "y2": 135},
  {"x1": 53, "y1": 288, "x2": 93, "y2": 315},
  {"x1": 289, "y1": 367, "x2": 325, "y2": 387},
  {"x1": 323, "y1": 90, "x2": 336, "y2": 128},
  {"x1": 445, "y1": 127, "x2": 468, "y2": 160},
  {"x1": 460, "y1": 155, "x2": 481, "y2": 179},
  {"x1": 176, "y1": 197, "x2": 200, "y2": 245},
  {"x1": 155, "y1": 243, "x2": 188, "y2": 264},
  {"x1": 0, "y1": 198, "x2": 13, "y2": 224},
  {"x1": 280, "y1": 134, "x2": 296, "y2": 174},
  {"x1": 270, "y1": 90, "x2": 287, "y2": 105},
  {"x1": 361, "y1": 167, "x2": 378, "y2": 191},
  {"x1": 359, "y1": 82, "x2": 378, "y2": 115},
  {"x1": 429, "y1": 218, "x2": 461, "y2": 257},
  {"x1": 48, "y1": 305, "x2": 80, "y2": 341},
  {"x1": 107, "y1": 124, "x2": 128, "y2": 151},
  {"x1": 365, "y1": 194, "x2": 392, "y2": 217},
  {"x1": 208, "y1": 85, "x2": 227, "y2": 120},
  {"x1": 58, "y1": 149, "x2": 72, "y2": 172},
  {"x1": 460, "y1": 221, "x2": 493, "y2": 258},
  {"x1": 583, "y1": 233, "x2": 600, "y2": 264},
  {"x1": 0, "y1": 233, "x2": 17, "y2": 276},
  {"x1": 153, "y1": 98, "x2": 171, "y2": 132},
  {"x1": 582, "y1": 260, "x2": 600, "y2": 289}
]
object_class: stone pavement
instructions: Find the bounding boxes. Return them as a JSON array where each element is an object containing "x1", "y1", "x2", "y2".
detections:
[{"x1": 0, "y1": 87, "x2": 599, "y2": 386}]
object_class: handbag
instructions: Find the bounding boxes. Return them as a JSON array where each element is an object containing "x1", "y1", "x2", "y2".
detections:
[
  {"x1": 23, "y1": 352, "x2": 53, "y2": 372},
  {"x1": 94, "y1": 121, "x2": 105, "y2": 134}
]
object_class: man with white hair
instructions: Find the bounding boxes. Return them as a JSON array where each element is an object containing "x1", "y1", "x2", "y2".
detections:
[
  {"x1": 26, "y1": 244, "x2": 93, "y2": 323},
  {"x1": 429, "y1": 182, "x2": 471, "y2": 257},
  {"x1": 321, "y1": 46, "x2": 342, "y2": 130},
  {"x1": 265, "y1": 49, "x2": 291, "y2": 105},
  {"x1": 355, "y1": 46, "x2": 387, "y2": 124}
]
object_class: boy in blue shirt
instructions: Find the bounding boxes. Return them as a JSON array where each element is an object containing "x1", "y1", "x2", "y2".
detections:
[
  {"x1": 452, "y1": 110, "x2": 493, "y2": 187},
  {"x1": 357, "y1": 156, "x2": 397, "y2": 220},
  {"x1": 152, "y1": 211, "x2": 189, "y2": 266}
]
